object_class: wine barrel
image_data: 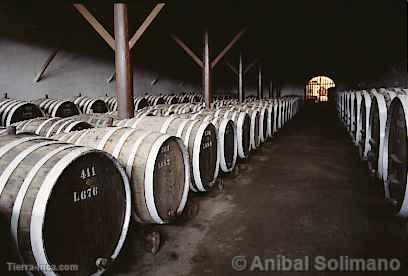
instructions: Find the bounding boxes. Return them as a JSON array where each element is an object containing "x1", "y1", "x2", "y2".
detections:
[
  {"x1": 245, "y1": 109, "x2": 260, "y2": 150},
  {"x1": 0, "y1": 98, "x2": 44, "y2": 127},
  {"x1": 70, "y1": 114, "x2": 119, "y2": 128},
  {"x1": 358, "y1": 91, "x2": 372, "y2": 160},
  {"x1": 353, "y1": 91, "x2": 363, "y2": 145},
  {"x1": 263, "y1": 102, "x2": 274, "y2": 138},
  {"x1": 367, "y1": 92, "x2": 387, "y2": 179},
  {"x1": 134, "y1": 97, "x2": 150, "y2": 111},
  {"x1": 145, "y1": 95, "x2": 165, "y2": 106},
  {"x1": 0, "y1": 134, "x2": 131, "y2": 275},
  {"x1": 245, "y1": 104, "x2": 268, "y2": 143},
  {"x1": 53, "y1": 127, "x2": 190, "y2": 224},
  {"x1": 11, "y1": 117, "x2": 93, "y2": 138},
  {"x1": 347, "y1": 92, "x2": 355, "y2": 137},
  {"x1": 103, "y1": 96, "x2": 149, "y2": 112},
  {"x1": 382, "y1": 95, "x2": 408, "y2": 217},
  {"x1": 32, "y1": 97, "x2": 80, "y2": 118},
  {"x1": 178, "y1": 94, "x2": 190, "y2": 103},
  {"x1": 117, "y1": 116, "x2": 219, "y2": 192},
  {"x1": 102, "y1": 96, "x2": 118, "y2": 112},
  {"x1": 163, "y1": 95, "x2": 179, "y2": 105},
  {"x1": 213, "y1": 109, "x2": 251, "y2": 159},
  {"x1": 72, "y1": 96, "x2": 109, "y2": 114},
  {"x1": 191, "y1": 113, "x2": 237, "y2": 173},
  {"x1": 273, "y1": 100, "x2": 279, "y2": 135}
]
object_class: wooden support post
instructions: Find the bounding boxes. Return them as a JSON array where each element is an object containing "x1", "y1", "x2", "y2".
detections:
[
  {"x1": 239, "y1": 52, "x2": 244, "y2": 103},
  {"x1": 73, "y1": 4, "x2": 115, "y2": 50},
  {"x1": 114, "y1": 3, "x2": 134, "y2": 119},
  {"x1": 258, "y1": 65, "x2": 263, "y2": 99},
  {"x1": 203, "y1": 30, "x2": 212, "y2": 108},
  {"x1": 108, "y1": 3, "x2": 166, "y2": 82},
  {"x1": 34, "y1": 48, "x2": 59, "y2": 83}
]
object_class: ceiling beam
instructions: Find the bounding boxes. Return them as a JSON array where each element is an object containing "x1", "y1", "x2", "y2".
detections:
[
  {"x1": 225, "y1": 58, "x2": 258, "y2": 76},
  {"x1": 171, "y1": 34, "x2": 204, "y2": 68},
  {"x1": 244, "y1": 58, "x2": 259, "y2": 74},
  {"x1": 211, "y1": 28, "x2": 247, "y2": 69},
  {"x1": 34, "y1": 48, "x2": 60, "y2": 83},
  {"x1": 225, "y1": 61, "x2": 239, "y2": 76},
  {"x1": 73, "y1": 4, "x2": 116, "y2": 50},
  {"x1": 129, "y1": 3, "x2": 165, "y2": 50}
]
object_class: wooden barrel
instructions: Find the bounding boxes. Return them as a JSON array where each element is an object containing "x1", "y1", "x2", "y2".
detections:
[
  {"x1": 273, "y1": 100, "x2": 279, "y2": 134},
  {"x1": 163, "y1": 95, "x2": 179, "y2": 105},
  {"x1": 265, "y1": 102, "x2": 274, "y2": 138},
  {"x1": 353, "y1": 91, "x2": 363, "y2": 145},
  {"x1": 244, "y1": 104, "x2": 268, "y2": 143},
  {"x1": 134, "y1": 97, "x2": 149, "y2": 111},
  {"x1": 257, "y1": 106, "x2": 268, "y2": 142},
  {"x1": 382, "y1": 95, "x2": 408, "y2": 217},
  {"x1": 178, "y1": 94, "x2": 190, "y2": 103},
  {"x1": 11, "y1": 117, "x2": 93, "y2": 138},
  {"x1": 358, "y1": 91, "x2": 372, "y2": 160},
  {"x1": 0, "y1": 134, "x2": 131, "y2": 275},
  {"x1": 145, "y1": 95, "x2": 165, "y2": 106},
  {"x1": 72, "y1": 96, "x2": 109, "y2": 114},
  {"x1": 191, "y1": 113, "x2": 237, "y2": 173},
  {"x1": 32, "y1": 97, "x2": 80, "y2": 118},
  {"x1": 53, "y1": 127, "x2": 190, "y2": 224},
  {"x1": 0, "y1": 98, "x2": 44, "y2": 127},
  {"x1": 70, "y1": 114, "x2": 119, "y2": 128},
  {"x1": 214, "y1": 109, "x2": 251, "y2": 159},
  {"x1": 367, "y1": 92, "x2": 387, "y2": 179},
  {"x1": 347, "y1": 92, "x2": 355, "y2": 137},
  {"x1": 244, "y1": 109, "x2": 260, "y2": 150},
  {"x1": 102, "y1": 96, "x2": 149, "y2": 112},
  {"x1": 102, "y1": 96, "x2": 118, "y2": 112},
  {"x1": 117, "y1": 116, "x2": 219, "y2": 192}
]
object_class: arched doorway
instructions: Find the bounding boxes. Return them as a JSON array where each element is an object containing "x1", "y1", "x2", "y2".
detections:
[{"x1": 305, "y1": 76, "x2": 335, "y2": 103}]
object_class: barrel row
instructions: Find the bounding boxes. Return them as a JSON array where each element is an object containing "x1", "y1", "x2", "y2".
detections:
[
  {"x1": 336, "y1": 88, "x2": 408, "y2": 217},
  {"x1": 32, "y1": 96, "x2": 81, "y2": 118},
  {"x1": 11, "y1": 117, "x2": 93, "y2": 137},
  {"x1": 0, "y1": 98, "x2": 44, "y2": 127},
  {"x1": 53, "y1": 127, "x2": 190, "y2": 225},
  {"x1": 101, "y1": 94, "x2": 202, "y2": 112}
]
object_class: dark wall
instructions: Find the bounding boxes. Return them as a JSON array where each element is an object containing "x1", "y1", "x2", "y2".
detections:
[{"x1": 0, "y1": 0, "x2": 406, "y2": 100}]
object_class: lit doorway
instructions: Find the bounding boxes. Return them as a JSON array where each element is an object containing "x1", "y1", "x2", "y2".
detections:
[{"x1": 305, "y1": 76, "x2": 335, "y2": 103}]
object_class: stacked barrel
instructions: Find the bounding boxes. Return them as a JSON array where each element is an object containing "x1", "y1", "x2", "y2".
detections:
[
  {"x1": 0, "y1": 97, "x2": 43, "y2": 126},
  {"x1": 72, "y1": 96, "x2": 109, "y2": 114},
  {"x1": 32, "y1": 96, "x2": 81, "y2": 118},
  {"x1": 336, "y1": 88, "x2": 408, "y2": 217},
  {"x1": 0, "y1": 93, "x2": 302, "y2": 275},
  {"x1": 102, "y1": 96, "x2": 149, "y2": 112},
  {"x1": 0, "y1": 131, "x2": 131, "y2": 275}
]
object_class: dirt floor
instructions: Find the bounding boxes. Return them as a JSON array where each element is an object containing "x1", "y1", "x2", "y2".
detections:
[{"x1": 108, "y1": 103, "x2": 408, "y2": 276}]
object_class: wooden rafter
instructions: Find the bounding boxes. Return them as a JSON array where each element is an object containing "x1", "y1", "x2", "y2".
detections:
[
  {"x1": 171, "y1": 34, "x2": 204, "y2": 68},
  {"x1": 244, "y1": 58, "x2": 259, "y2": 74},
  {"x1": 225, "y1": 58, "x2": 258, "y2": 76},
  {"x1": 73, "y1": 4, "x2": 116, "y2": 50},
  {"x1": 34, "y1": 48, "x2": 60, "y2": 83},
  {"x1": 211, "y1": 28, "x2": 247, "y2": 69},
  {"x1": 225, "y1": 61, "x2": 239, "y2": 76},
  {"x1": 129, "y1": 3, "x2": 165, "y2": 49}
]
